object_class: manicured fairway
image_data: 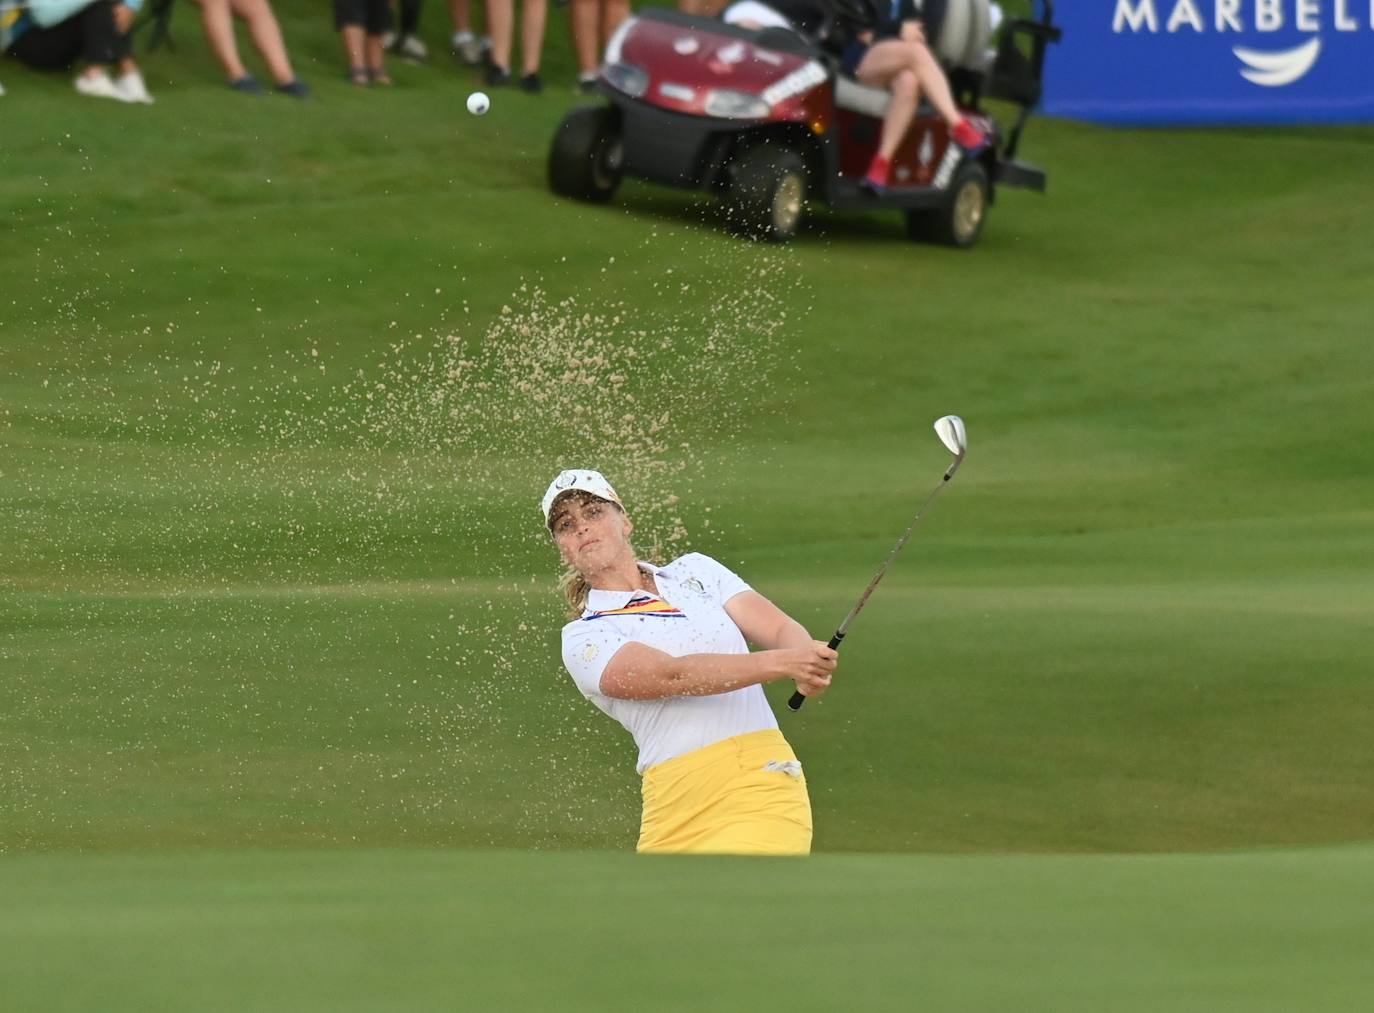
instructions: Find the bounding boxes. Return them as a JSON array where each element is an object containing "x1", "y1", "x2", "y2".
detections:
[
  {"x1": 4, "y1": 7, "x2": 1372, "y2": 856},
  {"x1": 3, "y1": 3, "x2": 1373, "y2": 1008},
  {"x1": 3, "y1": 845, "x2": 1372, "y2": 1012}
]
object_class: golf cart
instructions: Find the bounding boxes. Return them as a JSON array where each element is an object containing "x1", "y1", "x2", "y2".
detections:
[{"x1": 547, "y1": 0, "x2": 1059, "y2": 247}]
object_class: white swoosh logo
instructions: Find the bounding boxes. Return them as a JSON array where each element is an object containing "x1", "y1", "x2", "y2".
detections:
[{"x1": 1234, "y1": 37, "x2": 1322, "y2": 87}]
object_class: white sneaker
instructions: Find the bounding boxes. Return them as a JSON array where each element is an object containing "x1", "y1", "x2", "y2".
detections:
[
  {"x1": 382, "y1": 30, "x2": 399, "y2": 48},
  {"x1": 115, "y1": 70, "x2": 155, "y2": 104},
  {"x1": 0, "y1": 81, "x2": 7, "y2": 98},
  {"x1": 397, "y1": 34, "x2": 428, "y2": 60},
  {"x1": 451, "y1": 30, "x2": 483, "y2": 65},
  {"x1": 75, "y1": 69, "x2": 134, "y2": 102}
]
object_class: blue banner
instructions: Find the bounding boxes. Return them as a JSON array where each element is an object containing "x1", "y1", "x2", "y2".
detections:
[{"x1": 1042, "y1": 1, "x2": 1374, "y2": 124}]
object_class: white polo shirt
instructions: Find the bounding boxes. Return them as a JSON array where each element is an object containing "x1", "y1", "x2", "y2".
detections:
[{"x1": 560, "y1": 552, "x2": 779, "y2": 773}]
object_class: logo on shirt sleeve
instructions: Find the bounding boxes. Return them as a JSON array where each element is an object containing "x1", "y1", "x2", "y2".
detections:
[{"x1": 582, "y1": 643, "x2": 599, "y2": 662}]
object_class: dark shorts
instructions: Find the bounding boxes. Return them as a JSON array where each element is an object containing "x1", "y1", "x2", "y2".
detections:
[
  {"x1": 6, "y1": 0, "x2": 129, "y2": 69},
  {"x1": 840, "y1": 40, "x2": 868, "y2": 77},
  {"x1": 334, "y1": 0, "x2": 392, "y2": 34}
]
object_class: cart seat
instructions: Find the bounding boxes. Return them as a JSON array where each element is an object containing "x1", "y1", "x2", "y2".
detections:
[{"x1": 833, "y1": 76, "x2": 892, "y2": 118}]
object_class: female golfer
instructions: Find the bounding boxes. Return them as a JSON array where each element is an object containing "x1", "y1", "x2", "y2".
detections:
[{"x1": 545, "y1": 469, "x2": 837, "y2": 856}]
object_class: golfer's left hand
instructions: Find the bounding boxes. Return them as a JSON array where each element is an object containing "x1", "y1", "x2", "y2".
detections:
[
  {"x1": 789, "y1": 640, "x2": 837, "y2": 699},
  {"x1": 114, "y1": 3, "x2": 135, "y2": 32}
]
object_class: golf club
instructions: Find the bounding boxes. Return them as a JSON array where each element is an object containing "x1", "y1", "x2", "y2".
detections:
[{"x1": 788, "y1": 415, "x2": 968, "y2": 712}]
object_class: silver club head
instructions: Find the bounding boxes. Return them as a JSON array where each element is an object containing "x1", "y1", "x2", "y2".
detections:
[{"x1": 933, "y1": 415, "x2": 967, "y2": 458}]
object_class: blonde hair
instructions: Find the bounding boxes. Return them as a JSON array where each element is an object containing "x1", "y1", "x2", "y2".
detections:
[{"x1": 559, "y1": 567, "x2": 593, "y2": 618}]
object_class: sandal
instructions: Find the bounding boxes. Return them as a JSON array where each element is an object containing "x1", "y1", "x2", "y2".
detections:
[
  {"x1": 347, "y1": 66, "x2": 369, "y2": 87},
  {"x1": 367, "y1": 67, "x2": 394, "y2": 86}
]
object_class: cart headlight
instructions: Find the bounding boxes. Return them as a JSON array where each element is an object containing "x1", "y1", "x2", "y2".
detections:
[
  {"x1": 704, "y1": 89, "x2": 769, "y2": 119},
  {"x1": 603, "y1": 62, "x2": 649, "y2": 98}
]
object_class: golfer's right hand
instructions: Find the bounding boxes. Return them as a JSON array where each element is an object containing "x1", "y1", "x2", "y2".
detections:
[{"x1": 782, "y1": 641, "x2": 837, "y2": 698}]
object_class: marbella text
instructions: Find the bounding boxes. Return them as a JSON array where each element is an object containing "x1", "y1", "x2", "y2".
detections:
[{"x1": 1113, "y1": 0, "x2": 1374, "y2": 32}]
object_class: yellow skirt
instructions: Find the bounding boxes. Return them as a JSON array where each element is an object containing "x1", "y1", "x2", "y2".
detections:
[{"x1": 638, "y1": 728, "x2": 813, "y2": 856}]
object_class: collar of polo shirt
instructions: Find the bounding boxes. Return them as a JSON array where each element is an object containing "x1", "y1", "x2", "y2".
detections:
[{"x1": 584, "y1": 560, "x2": 666, "y2": 612}]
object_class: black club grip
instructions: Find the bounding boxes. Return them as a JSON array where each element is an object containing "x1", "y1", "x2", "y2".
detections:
[{"x1": 786, "y1": 631, "x2": 845, "y2": 711}]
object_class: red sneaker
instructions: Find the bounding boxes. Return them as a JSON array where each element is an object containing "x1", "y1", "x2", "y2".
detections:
[
  {"x1": 861, "y1": 154, "x2": 891, "y2": 193},
  {"x1": 951, "y1": 118, "x2": 989, "y2": 155}
]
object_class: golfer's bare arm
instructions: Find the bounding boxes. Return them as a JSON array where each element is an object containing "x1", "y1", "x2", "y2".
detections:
[
  {"x1": 724, "y1": 590, "x2": 812, "y2": 651},
  {"x1": 597, "y1": 592, "x2": 835, "y2": 700}
]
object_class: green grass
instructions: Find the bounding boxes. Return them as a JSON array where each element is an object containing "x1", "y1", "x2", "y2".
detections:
[
  {"x1": 3, "y1": 845, "x2": 1372, "y2": 1012},
  {"x1": 2, "y1": 5, "x2": 1373, "y2": 1006},
  {"x1": 4, "y1": 3, "x2": 1373, "y2": 856}
]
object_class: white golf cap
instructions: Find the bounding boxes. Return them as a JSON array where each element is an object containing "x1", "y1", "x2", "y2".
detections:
[{"x1": 541, "y1": 469, "x2": 624, "y2": 527}]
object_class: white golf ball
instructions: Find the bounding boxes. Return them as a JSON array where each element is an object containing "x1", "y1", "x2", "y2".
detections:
[{"x1": 467, "y1": 91, "x2": 490, "y2": 115}]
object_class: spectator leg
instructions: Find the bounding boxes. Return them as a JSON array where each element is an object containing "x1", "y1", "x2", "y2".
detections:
[
  {"x1": 519, "y1": 0, "x2": 544, "y2": 75},
  {"x1": 601, "y1": 0, "x2": 628, "y2": 46},
  {"x1": 79, "y1": 0, "x2": 128, "y2": 65},
  {"x1": 485, "y1": 0, "x2": 512, "y2": 72},
  {"x1": 341, "y1": 23, "x2": 367, "y2": 72},
  {"x1": 364, "y1": 30, "x2": 390, "y2": 78},
  {"x1": 448, "y1": 0, "x2": 473, "y2": 35},
  {"x1": 229, "y1": 0, "x2": 296, "y2": 85},
  {"x1": 911, "y1": 42, "x2": 961, "y2": 126},
  {"x1": 857, "y1": 42, "x2": 924, "y2": 161},
  {"x1": 195, "y1": 0, "x2": 251, "y2": 82},
  {"x1": 570, "y1": 0, "x2": 597, "y2": 76},
  {"x1": 877, "y1": 69, "x2": 919, "y2": 159}
]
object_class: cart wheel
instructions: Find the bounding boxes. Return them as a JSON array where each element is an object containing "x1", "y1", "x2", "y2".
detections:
[
  {"x1": 906, "y1": 160, "x2": 989, "y2": 248},
  {"x1": 548, "y1": 106, "x2": 623, "y2": 203},
  {"x1": 729, "y1": 145, "x2": 807, "y2": 243}
]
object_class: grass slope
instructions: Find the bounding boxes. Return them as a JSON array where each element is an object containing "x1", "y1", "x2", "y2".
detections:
[
  {"x1": 2, "y1": 844, "x2": 1372, "y2": 1012},
  {"x1": 3, "y1": 3, "x2": 1373, "y2": 859}
]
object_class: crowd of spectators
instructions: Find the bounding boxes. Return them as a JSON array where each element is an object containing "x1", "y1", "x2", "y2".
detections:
[
  {"x1": 0, "y1": 0, "x2": 969, "y2": 153},
  {"x1": 1, "y1": 0, "x2": 653, "y2": 101}
]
